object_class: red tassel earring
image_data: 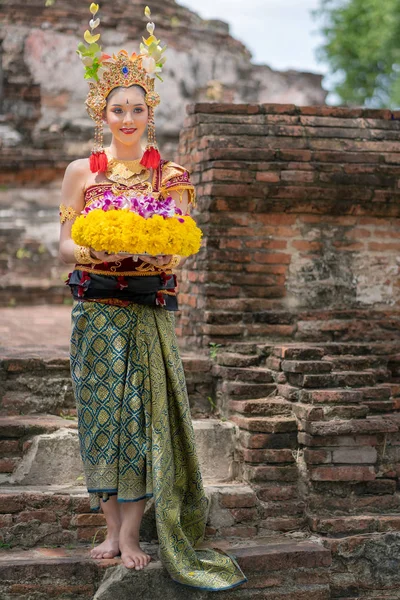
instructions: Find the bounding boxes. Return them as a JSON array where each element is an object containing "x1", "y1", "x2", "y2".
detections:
[
  {"x1": 89, "y1": 117, "x2": 108, "y2": 174},
  {"x1": 140, "y1": 105, "x2": 161, "y2": 169}
]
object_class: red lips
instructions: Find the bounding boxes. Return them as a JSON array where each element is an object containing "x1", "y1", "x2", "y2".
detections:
[{"x1": 120, "y1": 128, "x2": 137, "y2": 135}]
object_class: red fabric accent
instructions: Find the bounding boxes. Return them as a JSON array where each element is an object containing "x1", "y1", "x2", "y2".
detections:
[
  {"x1": 140, "y1": 147, "x2": 161, "y2": 169},
  {"x1": 65, "y1": 272, "x2": 72, "y2": 286},
  {"x1": 155, "y1": 291, "x2": 166, "y2": 307},
  {"x1": 160, "y1": 271, "x2": 170, "y2": 286},
  {"x1": 89, "y1": 152, "x2": 99, "y2": 173},
  {"x1": 78, "y1": 271, "x2": 91, "y2": 297},
  {"x1": 89, "y1": 151, "x2": 108, "y2": 173},
  {"x1": 98, "y1": 151, "x2": 108, "y2": 173},
  {"x1": 117, "y1": 276, "x2": 128, "y2": 290}
]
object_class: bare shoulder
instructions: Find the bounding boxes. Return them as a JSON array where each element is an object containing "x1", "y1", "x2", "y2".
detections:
[
  {"x1": 61, "y1": 158, "x2": 90, "y2": 208},
  {"x1": 64, "y1": 158, "x2": 90, "y2": 180}
]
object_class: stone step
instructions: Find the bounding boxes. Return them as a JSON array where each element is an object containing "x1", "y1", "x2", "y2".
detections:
[
  {"x1": 328, "y1": 371, "x2": 379, "y2": 388},
  {"x1": 281, "y1": 360, "x2": 333, "y2": 374},
  {"x1": 214, "y1": 365, "x2": 274, "y2": 383},
  {"x1": 221, "y1": 342, "x2": 260, "y2": 355},
  {"x1": 302, "y1": 415, "x2": 399, "y2": 438},
  {"x1": 272, "y1": 345, "x2": 326, "y2": 361},
  {"x1": 308, "y1": 514, "x2": 400, "y2": 536},
  {"x1": 231, "y1": 416, "x2": 298, "y2": 434},
  {"x1": 299, "y1": 386, "x2": 391, "y2": 405},
  {"x1": 0, "y1": 350, "x2": 213, "y2": 417},
  {"x1": 229, "y1": 397, "x2": 293, "y2": 417},
  {"x1": 321, "y1": 342, "x2": 398, "y2": 356},
  {"x1": 0, "y1": 482, "x2": 259, "y2": 548},
  {"x1": 324, "y1": 355, "x2": 388, "y2": 372},
  {"x1": 0, "y1": 539, "x2": 332, "y2": 600},
  {"x1": 308, "y1": 487, "x2": 400, "y2": 514},
  {"x1": 288, "y1": 371, "x2": 377, "y2": 389},
  {"x1": 216, "y1": 352, "x2": 261, "y2": 368},
  {"x1": 239, "y1": 447, "x2": 296, "y2": 464},
  {"x1": 221, "y1": 381, "x2": 276, "y2": 400},
  {"x1": 0, "y1": 416, "x2": 238, "y2": 486},
  {"x1": 0, "y1": 414, "x2": 78, "y2": 440},
  {"x1": 243, "y1": 464, "x2": 299, "y2": 484}
]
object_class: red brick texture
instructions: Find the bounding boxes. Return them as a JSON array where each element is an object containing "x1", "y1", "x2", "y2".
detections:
[{"x1": 177, "y1": 103, "x2": 400, "y2": 348}]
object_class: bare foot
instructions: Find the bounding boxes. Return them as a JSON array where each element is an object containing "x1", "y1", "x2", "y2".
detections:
[
  {"x1": 90, "y1": 537, "x2": 120, "y2": 559},
  {"x1": 120, "y1": 537, "x2": 151, "y2": 570}
]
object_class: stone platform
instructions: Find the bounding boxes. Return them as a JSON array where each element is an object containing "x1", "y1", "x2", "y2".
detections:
[{"x1": 1, "y1": 307, "x2": 400, "y2": 597}]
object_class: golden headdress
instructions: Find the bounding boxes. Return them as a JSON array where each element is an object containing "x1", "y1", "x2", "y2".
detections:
[{"x1": 77, "y1": 3, "x2": 167, "y2": 172}]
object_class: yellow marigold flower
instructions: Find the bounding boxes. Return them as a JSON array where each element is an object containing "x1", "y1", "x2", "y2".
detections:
[
  {"x1": 90, "y1": 3, "x2": 99, "y2": 15},
  {"x1": 71, "y1": 210, "x2": 202, "y2": 256}
]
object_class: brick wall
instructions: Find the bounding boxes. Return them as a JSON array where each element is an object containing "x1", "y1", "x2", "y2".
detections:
[{"x1": 177, "y1": 103, "x2": 400, "y2": 348}]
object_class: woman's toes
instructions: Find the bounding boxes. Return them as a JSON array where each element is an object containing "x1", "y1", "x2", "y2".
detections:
[{"x1": 123, "y1": 554, "x2": 136, "y2": 569}]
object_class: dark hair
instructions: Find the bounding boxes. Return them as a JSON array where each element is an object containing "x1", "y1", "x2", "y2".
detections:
[{"x1": 106, "y1": 84, "x2": 146, "y2": 103}]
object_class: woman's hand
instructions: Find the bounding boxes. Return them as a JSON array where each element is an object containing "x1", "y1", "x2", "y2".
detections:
[{"x1": 89, "y1": 249, "x2": 126, "y2": 263}]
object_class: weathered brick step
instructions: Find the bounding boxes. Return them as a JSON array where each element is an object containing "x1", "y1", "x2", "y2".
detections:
[
  {"x1": 0, "y1": 418, "x2": 238, "y2": 486},
  {"x1": 324, "y1": 355, "x2": 388, "y2": 372},
  {"x1": 0, "y1": 540, "x2": 332, "y2": 600},
  {"x1": 216, "y1": 352, "x2": 261, "y2": 368},
  {"x1": 221, "y1": 342, "x2": 260, "y2": 355},
  {"x1": 222, "y1": 381, "x2": 276, "y2": 400},
  {"x1": 0, "y1": 352, "x2": 214, "y2": 418},
  {"x1": 0, "y1": 483, "x2": 259, "y2": 548},
  {"x1": 308, "y1": 514, "x2": 400, "y2": 536},
  {"x1": 287, "y1": 371, "x2": 377, "y2": 389},
  {"x1": 0, "y1": 415, "x2": 79, "y2": 480},
  {"x1": 302, "y1": 415, "x2": 399, "y2": 437},
  {"x1": 280, "y1": 360, "x2": 332, "y2": 374},
  {"x1": 321, "y1": 342, "x2": 398, "y2": 356},
  {"x1": 308, "y1": 487, "x2": 400, "y2": 514},
  {"x1": 232, "y1": 415, "x2": 297, "y2": 433},
  {"x1": 273, "y1": 345, "x2": 326, "y2": 361},
  {"x1": 299, "y1": 386, "x2": 391, "y2": 404},
  {"x1": 214, "y1": 365, "x2": 274, "y2": 383},
  {"x1": 230, "y1": 397, "x2": 293, "y2": 417},
  {"x1": 0, "y1": 414, "x2": 78, "y2": 440},
  {"x1": 328, "y1": 371, "x2": 379, "y2": 388},
  {"x1": 243, "y1": 463, "x2": 299, "y2": 483}
]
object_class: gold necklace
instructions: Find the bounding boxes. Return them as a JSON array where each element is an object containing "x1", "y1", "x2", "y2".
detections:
[{"x1": 105, "y1": 152, "x2": 150, "y2": 188}]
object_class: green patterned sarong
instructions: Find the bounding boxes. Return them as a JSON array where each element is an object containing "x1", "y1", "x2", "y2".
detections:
[{"x1": 70, "y1": 301, "x2": 246, "y2": 591}]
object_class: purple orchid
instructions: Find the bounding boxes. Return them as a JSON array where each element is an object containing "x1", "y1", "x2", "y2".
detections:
[{"x1": 82, "y1": 192, "x2": 182, "y2": 220}]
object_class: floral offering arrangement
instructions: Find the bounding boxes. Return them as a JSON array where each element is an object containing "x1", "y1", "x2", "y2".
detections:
[{"x1": 71, "y1": 192, "x2": 202, "y2": 257}]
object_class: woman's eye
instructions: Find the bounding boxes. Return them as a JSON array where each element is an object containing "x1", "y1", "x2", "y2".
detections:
[{"x1": 134, "y1": 108, "x2": 143, "y2": 113}]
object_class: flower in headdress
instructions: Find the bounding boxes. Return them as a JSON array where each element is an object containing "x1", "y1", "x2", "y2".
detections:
[
  {"x1": 84, "y1": 30, "x2": 101, "y2": 44},
  {"x1": 140, "y1": 6, "x2": 167, "y2": 80}
]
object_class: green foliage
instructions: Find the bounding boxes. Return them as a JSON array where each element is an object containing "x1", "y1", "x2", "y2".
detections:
[
  {"x1": 209, "y1": 343, "x2": 222, "y2": 361},
  {"x1": 315, "y1": 0, "x2": 400, "y2": 107},
  {"x1": 16, "y1": 248, "x2": 31, "y2": 260},
  {"x1": 207, "y1": 396, "x2": 217, "y2": 411}
]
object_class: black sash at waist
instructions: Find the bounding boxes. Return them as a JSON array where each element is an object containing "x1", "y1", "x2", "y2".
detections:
[{"x1": 67, "y1": 270, "x2": 178, "y2": 311}]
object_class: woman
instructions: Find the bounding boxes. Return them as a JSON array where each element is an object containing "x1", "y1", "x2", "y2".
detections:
[{"x1": 58, "y1": 3, "x2": 246, "y2": 591}]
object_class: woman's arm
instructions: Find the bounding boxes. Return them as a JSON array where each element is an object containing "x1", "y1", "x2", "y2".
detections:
[
  {"x1": 59, "y1": 160, "x2": 123, "y2": 264},
  {"x1": 59, "y1": 160, "x2": 88, "y2": 264}
]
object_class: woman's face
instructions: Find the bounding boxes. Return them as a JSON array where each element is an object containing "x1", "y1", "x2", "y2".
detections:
[{"x1": 104, "y1": 87, "x2": 148, "y2": 146}]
